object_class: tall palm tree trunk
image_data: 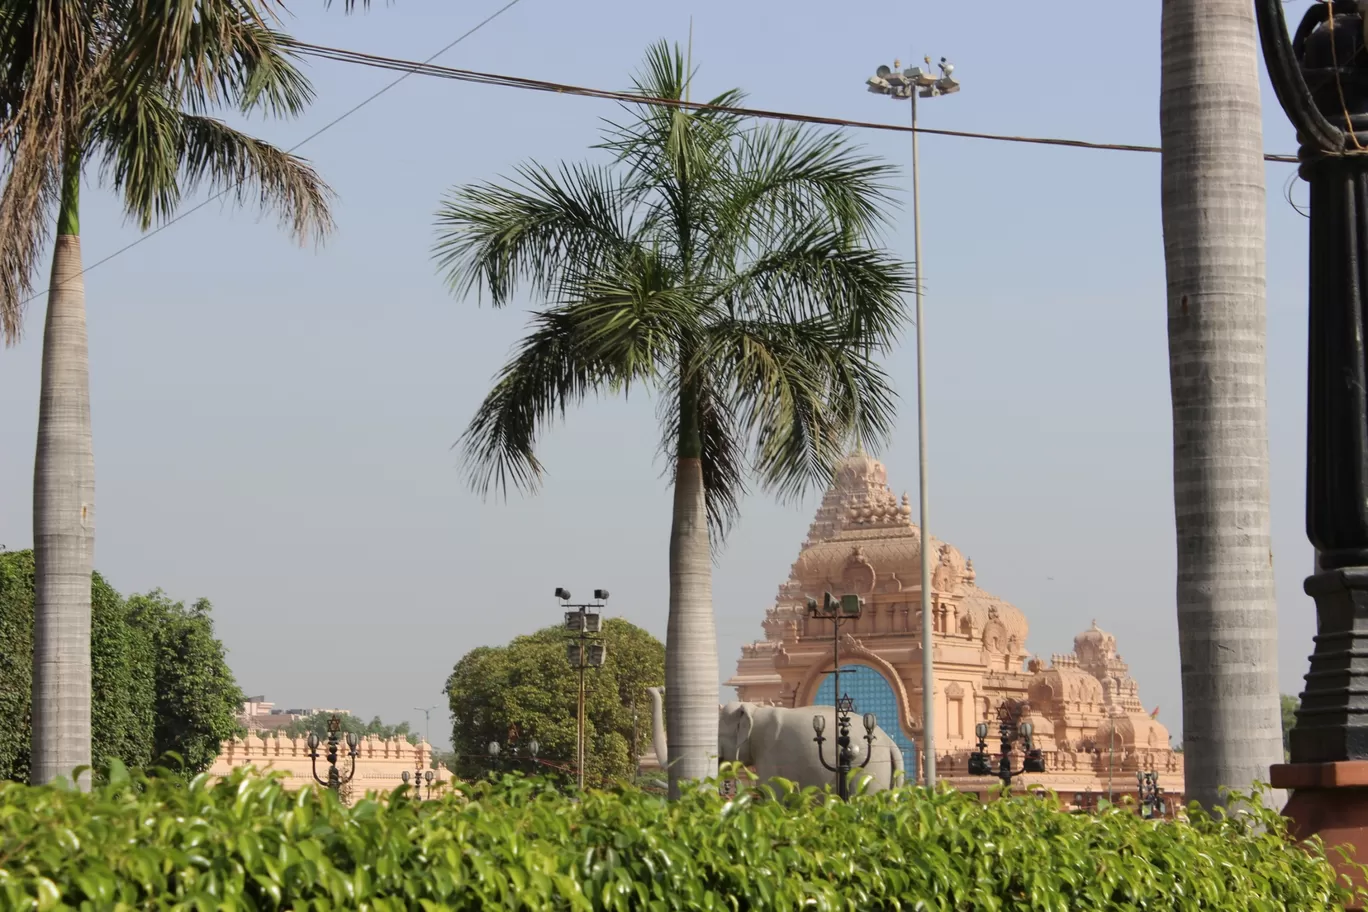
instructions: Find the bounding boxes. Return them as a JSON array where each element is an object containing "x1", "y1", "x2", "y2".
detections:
[
  {"x1": 1159, "y1": 0, "x2": 1283, "y2": 810},
  {"x1": 31, "y1": 154, "x2": 93, "y2": 789},
  {"x1": 665, "y1": 394, "x2": 718, "y2": 798}
]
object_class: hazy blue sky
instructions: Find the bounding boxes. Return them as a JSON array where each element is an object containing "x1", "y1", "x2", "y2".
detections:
[{"x1": 0, "y1": 0, "x2": 1317, "y2": 749}]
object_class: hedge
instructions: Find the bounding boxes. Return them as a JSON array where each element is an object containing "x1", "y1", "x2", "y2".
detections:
[{"x1": 0, "y1": 762, "x2": 1357, "y2": 911}]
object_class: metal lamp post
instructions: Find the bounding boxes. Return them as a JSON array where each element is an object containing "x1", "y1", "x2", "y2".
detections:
[
  {"x1": 1137, "y1": 770, "x2": 1164, "y2": 820},
  {"x1": 306, "y1": 715, "x2": 360, "y2": 793},
  {"x1": 967, "y1": 702, "x2": 1044, "y2": 787},
  {"x1": 485, "y1": 737, "x2": 539, "y2": 777},
  {"x1": 401, "y1": 767, "x2": 435, "y2": 798},
  {"x1": 864, "y1": 55, "x2": 960, "y2": 790},
  {"x1": 558, "y1": 587, "x2": 608, "y2": 791},
  {"x1": 813, "y1": 695, "x2": 878, "y2": 801},
  {"x1": 1256, "y1": 0, "x2": 1368, "y2": 879},
  {"x1": 807, "y1": 591, "x2": 864, "y2": 721}
]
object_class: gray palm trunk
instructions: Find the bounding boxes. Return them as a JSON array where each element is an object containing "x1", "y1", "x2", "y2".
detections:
[
  {"x1": 31, "y1": 231, "x2": 94, "y2": 789},
  {"x1": 1159, "y1": 0, "x2": 1284, "y2": 809},
  {"x1": 665, "y1": 457, "x2": 718, "y2": 798}
]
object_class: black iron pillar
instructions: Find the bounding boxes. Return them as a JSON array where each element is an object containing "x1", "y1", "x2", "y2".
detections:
[
  {"x1": 306, "y1": 715, "x2": 360, "y2": 794},
  {"x1": 813, "y1": 695, "x2": 876, "y2": 801},
  {"x1": 967, "y1": 700, "x2": 1044, "y2": 787},
  {"x1": 1256, "y1": 0, "x2": 1368, "y2": 766},
  {"x1": 1257, "y1": 1, "x2": 1368, "y2": 890}
]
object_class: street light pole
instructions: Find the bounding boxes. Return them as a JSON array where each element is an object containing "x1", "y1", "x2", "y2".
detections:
[
  {"x1": 413, "y1": 705, "x2": 437, "y2": 750},
  {"x1": 865, "y1": 55, "x2": 960, "y2": 790},
  {"x1": 557, "y1": 587, "x2": 609, "y2": 791}
]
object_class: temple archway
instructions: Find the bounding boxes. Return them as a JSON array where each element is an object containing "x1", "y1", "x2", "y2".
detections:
[{"x1": 812, "y1": 664, "x2": 918, "y2": 781}]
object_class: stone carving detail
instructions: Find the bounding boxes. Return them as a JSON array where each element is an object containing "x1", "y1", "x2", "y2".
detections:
[
  {"x1": 945, "y1": 681, "x2": 965, "y2": 699},
  {"x1": 841, "y1": 546, "x2": 877, "y2": 594}
]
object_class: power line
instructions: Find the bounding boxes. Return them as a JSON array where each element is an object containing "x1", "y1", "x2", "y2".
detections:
[
  {"x1": 17, "y1": 0, "x2": 526, "y2": 308},
  {"x1": 287, "y1": 38, "x2": 1300, "y2": 165}
]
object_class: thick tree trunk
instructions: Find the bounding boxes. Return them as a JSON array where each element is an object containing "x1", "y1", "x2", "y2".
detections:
[
  {"x1": 31, "y1": 157, "x2": 93, "y2": 789},
  {"x1": 665, "y1": 455, "x2": 717, "y2": 798},
  {"x1": 1159, "y1": 0, "x2": 1284, "y2": 810}
]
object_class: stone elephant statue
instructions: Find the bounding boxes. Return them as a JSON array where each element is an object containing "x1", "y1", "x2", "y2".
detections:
[{"x1": 646, "y1": 687, "x2": 906, "y2": 794}]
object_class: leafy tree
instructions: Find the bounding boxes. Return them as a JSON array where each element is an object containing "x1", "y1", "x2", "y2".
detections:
[
  {"x1": 444, "y1": 618, "x2": 664, "y2": 786},
  {"x1": 126, "y1": 592, "x2": 244, "y2": 773},
  {"x1": 0, "y1": 550, "x2": 243, "y2": 781},
  {"x1": 0, "y1": 0, "x2": 344, "y2": 786},
  {"x1": 434, "y1": 41, "x2": 909, "y2": 797}
]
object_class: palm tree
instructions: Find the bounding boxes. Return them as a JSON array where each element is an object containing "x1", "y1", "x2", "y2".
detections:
[
  {"x1": 0, "y1": 0, "x2": 337, "y2": 786},
  {"x1": 1159, "y1": 0, "x2": 1284, "y2": 809},
  {"x1": 433, "y1": 41, "x2": 912, "y2": 798}
]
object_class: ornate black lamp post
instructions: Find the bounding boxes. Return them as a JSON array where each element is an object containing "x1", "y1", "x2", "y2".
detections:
[
  {"x1": 306, "y1": 715, "x2": 360, "y2": 793},
  {"x1": 401, "y1": 767, "x2": 435, "y2": 798},
  {"x1": 486, "y1": 737, "x2": 538, "y2": 775},
  {"x1": 1137, "y1": 770, "x2": 1164, "y2": 819},
  {"x1": 1256, "y1": 0, "x2": 1368, "y2": 873},
  {"x1": 812, "y1": 694, "x2": 877, "y2": 801},
  {"x1": 967, "y1": 703, "x2": 1044, "y2": 786},
  {"x1": 806, "y1": 590, "x2": 864, "y2": 733}
]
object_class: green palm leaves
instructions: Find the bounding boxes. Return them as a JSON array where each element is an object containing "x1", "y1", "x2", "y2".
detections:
[
  {"x1": 435, "y1": 39, "x2": 913, "y2": 537},
  {"x1": 0, "y1": 0, "x2": 334, "y2": 344}
]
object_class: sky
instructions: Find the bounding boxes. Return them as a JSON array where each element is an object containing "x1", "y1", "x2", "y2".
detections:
[{"x1": 0, "y1": 0, "x2": 1319, "y2": 750}]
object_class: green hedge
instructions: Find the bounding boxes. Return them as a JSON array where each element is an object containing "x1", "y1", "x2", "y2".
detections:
[{"x1": 0, "y1": 763, "x2": 1356, "y2": 910}]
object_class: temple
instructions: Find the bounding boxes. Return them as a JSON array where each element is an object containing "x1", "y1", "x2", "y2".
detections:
[{"x1": 727, "y1": 449, "x2": 1184, "y2": 808}]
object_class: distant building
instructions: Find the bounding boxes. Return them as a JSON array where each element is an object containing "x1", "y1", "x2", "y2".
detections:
[
  {"x1": 727, "y1": 448, "x2": 1184, "y2": 809},
  {"x1": 236, "y1": 696, "x2": 351, "y2": 733},
  {"x1": 212, "y1": 695, "x2": 442, "y2": 804}
]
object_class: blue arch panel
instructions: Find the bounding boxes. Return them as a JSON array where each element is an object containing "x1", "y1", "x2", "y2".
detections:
[{"x1": 813, "y1": 664, "x2": 918, "y2": 782}]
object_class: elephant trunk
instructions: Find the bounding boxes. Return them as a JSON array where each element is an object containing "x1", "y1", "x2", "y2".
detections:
[{"x1": 647, "y1": 687, "x2": 668, "y2": 769}]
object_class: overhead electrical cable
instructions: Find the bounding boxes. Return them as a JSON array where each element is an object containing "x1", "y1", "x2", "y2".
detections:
[
  {"x1": 17, "y1": 0, "x2": 527, "y2": 307},
  {"x1": 20, "y1": 16, "x2": 1299, "y2": 306},
  {"x1": 285, "y1": 38, "x2": 1300, "y2": 165}
]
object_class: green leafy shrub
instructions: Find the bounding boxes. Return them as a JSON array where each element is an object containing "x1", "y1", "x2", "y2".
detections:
[{"x1": 0, "y1": 763, "x2": 1356, "y2": 910}]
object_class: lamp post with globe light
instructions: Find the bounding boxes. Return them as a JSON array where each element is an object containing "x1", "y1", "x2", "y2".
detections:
[
  {"x1": 486, "y1": 737, "x2": 539, "y2": 776},
  {"x1": 813, "y1": 695, "x2": 878, "y2": 801},
  {"x1": 306, "y1": 715, "x2": 360, "y2": 794},
  {"x1": 968, "y1": 702, "x2": 1044, "y2": 787},
  {"x1": 864, "y1": 55, "x2": 959, "y2": 790},
  {"x1": 401, "y1": 767, "x2": 435, "y2": 799}
]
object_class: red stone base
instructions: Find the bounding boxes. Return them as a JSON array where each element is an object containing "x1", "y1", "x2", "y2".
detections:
[{"x1": 1271, "y1": 762, "x2": 1368, "y2": 908}]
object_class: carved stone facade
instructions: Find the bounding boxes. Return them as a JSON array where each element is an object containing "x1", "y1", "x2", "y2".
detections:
[{"x1": 727, "y1": 448, "x2": 1184, "y2": 807}]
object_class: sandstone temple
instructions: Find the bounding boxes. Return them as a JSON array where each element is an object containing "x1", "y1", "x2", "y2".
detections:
[{"x1": 727, "y1": 448, "x2": 1184, "y2": 808}]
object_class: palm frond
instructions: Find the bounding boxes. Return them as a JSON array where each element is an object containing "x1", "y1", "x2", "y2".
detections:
[
  {"x1": 709, "y1": 121, "x2": 900, "y2": 254},
  {"x1": 460, "y1": 308, "x2": 624, "y2": 498},
  {"x1": 710, "y1": 223, "x2": 912, "y2": 347},
  {"x1": 90, "y1": 89, "x2": 332, "y2": 242},
  {"x1": 433, "y1": 161, "x2": 635, "y2": 306},
  {"x1": 699, "y1": 317, "x2": 898, "y2": 503},
  {"x1": 567, "y1": 250, "x2": 693, "y2": 379},
  {"x1": 168, "y1": 19, "x2": 314, "y2": 119},
  {"x1": 115, "y1": 0, "x2": 284, "y2": 109},
  {"x1": 0, "y1": 118, "x2": 60, "y2": 344},
  {"x1": 596, "y1": 39, "x2": 744, "y2": 238}
]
